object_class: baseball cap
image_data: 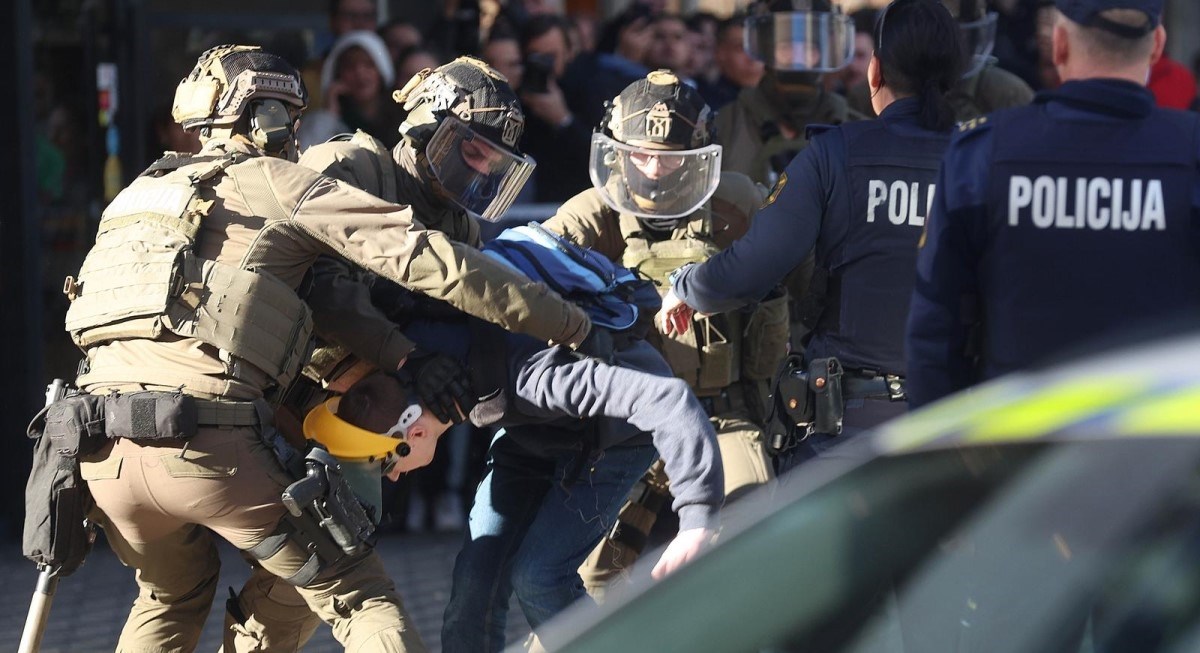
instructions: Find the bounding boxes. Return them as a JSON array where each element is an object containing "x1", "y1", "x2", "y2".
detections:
[{"x1": 1055, "y1": 0, "x2": 1162, "y2": 38}]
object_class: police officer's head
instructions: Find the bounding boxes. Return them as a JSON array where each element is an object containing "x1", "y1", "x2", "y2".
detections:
[
  {"x1": 869, "y1": 0, "x2": 965, "y2": 131},
  {"x1": 172, "y1": 45, "x2": 309, "y2": 161},
  {"x1": 590, "y1": 71, "x2": 722, "y2": 231},
  {"x1": 1051, "y1": 0, "x2": 1165, "y2": 83},
  {"x1": 744, "y1": 0, "x2": 855, "y2": 89},
  {"x1": 393, "y1": 56, "x2": 534, "y2": 222},
  {"x1": 940, "y1": 0, "x2": 1000, "y2": 79}
]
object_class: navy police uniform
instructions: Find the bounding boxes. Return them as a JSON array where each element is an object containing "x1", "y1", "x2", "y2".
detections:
[
  {"x1": 906, "y1": 79, "x2": 1200, "y2": 408},
  {"x1": 672, "y1": 97, "x2": 951, "y2": 462}
]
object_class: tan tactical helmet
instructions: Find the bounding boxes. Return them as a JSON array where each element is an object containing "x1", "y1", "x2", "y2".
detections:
[
  {"x1": 172, "y1": 44, "x2": 308, "y2": 157},
  {"x1": 590, "y1": 70, "x2": 722, "y2": 229},
  {"x1": 393, "y1": 56, "x2": 525, "y2": 155},
  {"x1": 391, "y1": 56, "x2": 535, "y2": 221}
]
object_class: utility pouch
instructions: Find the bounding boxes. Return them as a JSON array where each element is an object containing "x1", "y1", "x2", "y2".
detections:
[
  {"x1": 43, "y1": 394, "x2": 107, "y2": 458},
  {"x1": 104, "y1": 391, "x2": 198, "y2": 441},
  {"x1": 697, "y1": 317, "x2": 737, "y2": 390},
  {"x1": 281, "y1": 447, "x2": 375, "y2": 557},
  {"x1": 24, "y1": 387, "x2": 100, "y2": 576},
  {"x1": 741, "y1": 290, "x2": 790, "y2": 381},
  {"x1": 809, "y1": 357, "x2": 845, "y2": 436}
]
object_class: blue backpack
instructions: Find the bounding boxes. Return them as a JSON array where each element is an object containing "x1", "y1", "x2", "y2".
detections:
[{"x1": 483, "y1": 222, "x2": 661, "y2": 332}]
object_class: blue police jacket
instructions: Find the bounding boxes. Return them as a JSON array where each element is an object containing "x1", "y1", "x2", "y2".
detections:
[
  {"x1": 907, "y1": 79, "x2": 1200, "y2": 408},
  {"x1": 672, "y1": 97, "x2": 951, "y2": 376}
]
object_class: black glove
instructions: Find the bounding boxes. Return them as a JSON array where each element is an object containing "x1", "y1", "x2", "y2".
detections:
[
  {"x1": 573, "y1": 326, "x2": 615, "y2": 363},
  {"x1": 402, "y1": 351, "x2": 472, "y2": 424}
]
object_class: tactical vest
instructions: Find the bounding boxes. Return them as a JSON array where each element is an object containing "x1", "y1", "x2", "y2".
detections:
[
  {"x1": 980, "y1": 96, "x2": 1200, "y2": 376},
  {"x1": 620, "y1": 213, "x2": 744, "y2": 393},
  {"x1": 64, "y1": 153, "x2": 314, "y2": 390},
  {"x1": 806, "y1": 117, "x2": 950, "y2": 376}
]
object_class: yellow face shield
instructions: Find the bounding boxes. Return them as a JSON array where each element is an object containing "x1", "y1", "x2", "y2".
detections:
[{"x1": 302, "y1": 398, "x2": 412, "y2": 461}]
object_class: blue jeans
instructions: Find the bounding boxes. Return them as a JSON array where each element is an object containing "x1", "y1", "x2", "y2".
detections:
[{"x1": 441, "y1": 429, "x2": 656, "y2": 653}]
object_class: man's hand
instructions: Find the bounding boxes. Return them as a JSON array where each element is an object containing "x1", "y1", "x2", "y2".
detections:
[
  {"x1": 651, "y1": 527, "x2": 716, "y2": 580},
  {"x1": 520, "y1": 80, "x2": 573, "y2": 129},
  {"x1": 657, "y1": 288, "x2": 696, "y2": 336},
  {"x1": 402, "y1": 351, "x2": 471, "y2": 423}
]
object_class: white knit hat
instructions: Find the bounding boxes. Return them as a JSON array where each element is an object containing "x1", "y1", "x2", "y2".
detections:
[{"x1": 321, "y1": 30, "x2": 395, "y2": 97}]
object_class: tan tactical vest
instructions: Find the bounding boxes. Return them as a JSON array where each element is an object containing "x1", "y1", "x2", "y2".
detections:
[
  {"x1": 64, "y1": 153, "x2": 314, "y2": 390},
  {"x1": 619, "y1": 213, "x2": 743, "y2": 394}
]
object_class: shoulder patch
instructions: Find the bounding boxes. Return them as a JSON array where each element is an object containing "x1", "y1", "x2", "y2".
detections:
[
  {"x1": 957, "y1": 115, "x2": 989, "y2": 133},
  {"x1": 762, "y1": 171, "x2": 788, "y2": 208}
]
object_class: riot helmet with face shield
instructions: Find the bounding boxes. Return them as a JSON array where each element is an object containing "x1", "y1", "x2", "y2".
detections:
[
  {"x1": 394, "y1": 56, "x2": 534, "y2": 221},
  {"x1": 590, "y1": 71, "x2": 722, "y2": 231},
  {"x1": 744, "y1": 0, "x2": 855, "y2": 83},
  {"x1": 171, "y1": 45, "x2": 309, "y2": 161}
]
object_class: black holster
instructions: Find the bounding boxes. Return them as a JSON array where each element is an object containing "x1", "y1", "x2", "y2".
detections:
[
  {"x1": 281, "y1": 447, "x2": 376, "y2": 557},
  {"x1": 769, "y1": 356, "x2": 845, "y2": 453}
]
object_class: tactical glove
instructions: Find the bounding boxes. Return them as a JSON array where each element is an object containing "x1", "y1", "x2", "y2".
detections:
[{"x1": 402, "y1": 351, "x2": 471, "y2": 424}]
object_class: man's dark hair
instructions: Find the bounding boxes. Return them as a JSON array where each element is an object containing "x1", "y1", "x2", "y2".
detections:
[
  {"x1": 715, "y1": 14, "x2": 746, "y2": 47},
  {"x1": 519, "y1": 14, "x2": 570, "y2": 52},
  {"x1": 686, "y1": 11, "x2": 719, "y2": 34},
  {"x1": 873, "y1": 0, "x2": 965, "y2": 131},
  {"x1": 339, "y1": 373, "x2": 413, "y2": 433}
]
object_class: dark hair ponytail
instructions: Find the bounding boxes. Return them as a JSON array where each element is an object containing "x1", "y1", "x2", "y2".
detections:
[{"x1": 873, "y1": 0, "x2": 965, "y2": 132}]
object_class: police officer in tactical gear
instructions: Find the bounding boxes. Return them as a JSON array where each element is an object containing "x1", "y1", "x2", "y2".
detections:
[
  {"x1": 301, "y1": 56, "x2": 535, "y2": 244},
  {"x1": 540, "y1": 71, "x2": 786, "y2": 593},
  {"x1": 907, "y1": 0, "x2": 1200, "y2": 409},
  {"x1": 846, "y1": 0, "x2": 1035, "y2": 121},
  {"x1": 289, "y1": 57, "x2": 540, "y2": 433},
  {"x1": 662, "y1": 0, "x2": 966, "y2": 470},
  {"x1": 716, "y1": 0, "x2": 865, "y2": 187},
  {"x1": 66, "y1": 44, "x2": 595, "y2": 653}
]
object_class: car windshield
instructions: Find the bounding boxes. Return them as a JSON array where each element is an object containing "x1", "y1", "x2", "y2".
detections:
[{"x1": 548, "y1": 438, "x2": 1200, "y2": 653}]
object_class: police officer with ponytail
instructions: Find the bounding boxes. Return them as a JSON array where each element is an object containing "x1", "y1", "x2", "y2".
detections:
[{"x1": 659, "y1": 0, "x2": 966, "y2": 469}]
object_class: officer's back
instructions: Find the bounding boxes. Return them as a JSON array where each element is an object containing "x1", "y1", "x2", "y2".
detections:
[{"x1": 907, "y1": 0, "x2": 1200, "y2": 407}]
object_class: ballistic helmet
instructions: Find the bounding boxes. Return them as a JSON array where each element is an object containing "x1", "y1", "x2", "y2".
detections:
[
  {"x1": 172, "y1": 45, "x2": 308, "y2": 158},
  {"x1": 590, "y1": 71, "x2": 722, "y2": 230},
  {"x1": 394, "y1": 57, "x2": 534, "y2": 221}
]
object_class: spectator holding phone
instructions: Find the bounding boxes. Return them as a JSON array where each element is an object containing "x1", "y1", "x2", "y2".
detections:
[
  {"x1": 519, "y1": 15, "x2": 593, "y2": 202},
  {"x1": 297, "y1": 30, "x2": 405, "y2": 150}
]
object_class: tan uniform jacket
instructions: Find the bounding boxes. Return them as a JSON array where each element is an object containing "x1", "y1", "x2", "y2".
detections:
[
  {"x1": 298, "y1": 131, "x2": 483, "y2": 247},
  {"x1": 80, "y1": 138, "x2": 588, "y2": 400},
  {"x1": 541, "y1": 174, "x2": 780, "y2": 402},
  {"x1": 543, "y1": 174, "x2": 764, "y2": 259},
  {"x1": 714, "y1": 82, "x2": 861, "y2": 187}
]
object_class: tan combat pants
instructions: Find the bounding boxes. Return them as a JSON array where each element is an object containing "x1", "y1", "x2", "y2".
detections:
[{"x1": 84, "y1": 424, "x2": 426, "y2": 653}]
